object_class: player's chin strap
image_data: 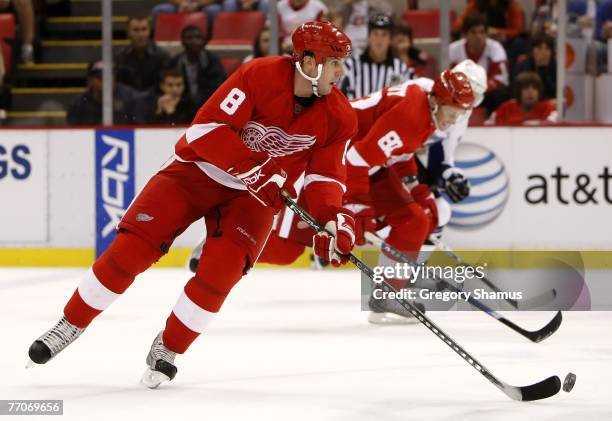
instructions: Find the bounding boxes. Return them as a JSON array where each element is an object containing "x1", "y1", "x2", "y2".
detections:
[
  {"x1": 296, "y1": 61, "x2": 323, "y2": 97},
  {"x1": 429, "y1": 95, "x2": 445, "y2": 131}
]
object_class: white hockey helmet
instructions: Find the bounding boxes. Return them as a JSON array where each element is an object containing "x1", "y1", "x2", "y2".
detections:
[{"x1": 452, "y1": 59, "x2": 487, "y2": 106}]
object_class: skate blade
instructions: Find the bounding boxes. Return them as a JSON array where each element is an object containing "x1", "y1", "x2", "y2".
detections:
[
  {"x1": 140, "y1": 367, "x2": 171, "y2": 389},
  {"x1": 368, "y1": 311, "x2": 419, "y2": 325}
]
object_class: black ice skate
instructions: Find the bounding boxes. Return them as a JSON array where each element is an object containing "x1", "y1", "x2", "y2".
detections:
[
  {"x1": 310, "y1": 253, "x2": 330, "y2": 270},
  {"x1": 27, "y1": 316, "x2": 85, "y2": 366},
  {"x1": 188, "y1": 256, "x2": 200, "y2": 273},
  {"x1": 140, "y1": 331, "x2": 177, "y2": 389},
  {"x1": 187, "y1": 236, "x2": 205, "y2": 273}
]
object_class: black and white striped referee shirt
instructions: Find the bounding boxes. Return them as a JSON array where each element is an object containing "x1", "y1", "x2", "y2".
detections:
[{"x1": 340, "y1": 50, "x2": 415, "y2": 99}]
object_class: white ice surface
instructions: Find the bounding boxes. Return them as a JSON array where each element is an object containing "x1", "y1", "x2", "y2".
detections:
[{"x1": 1, "y1": 267, "x2": 610, "y2": 420}]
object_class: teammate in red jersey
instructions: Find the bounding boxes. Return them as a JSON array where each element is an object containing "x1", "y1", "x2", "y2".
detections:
[{"x1": 27, "y1": 21, "x2": 358, "y2": 388}]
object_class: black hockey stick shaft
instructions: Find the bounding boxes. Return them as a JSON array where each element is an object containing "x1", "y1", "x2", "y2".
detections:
[
  {"x1": 281, "y1": 191, "x2": 561, "y2": 401},
  {"x1": 366, "y1": 233, "x2": 562, "y2": 343}
]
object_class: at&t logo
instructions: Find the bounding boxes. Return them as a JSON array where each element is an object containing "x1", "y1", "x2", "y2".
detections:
[{"x1": 447, "y1": 143, "x2": 510, "y2": 229}]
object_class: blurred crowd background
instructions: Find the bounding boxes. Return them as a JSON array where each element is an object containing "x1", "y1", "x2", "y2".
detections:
[{"x1": 0, "y1": 0, "x2": 611, "y2": 127}]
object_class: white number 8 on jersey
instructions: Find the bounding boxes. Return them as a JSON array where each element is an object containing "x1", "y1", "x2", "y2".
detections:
[
  {"x1": 377, "y1": 130, "x2": 403, "y2": 157},
  {"x1": 220, "y1": 88, "x2": 246, "y2": 115}
]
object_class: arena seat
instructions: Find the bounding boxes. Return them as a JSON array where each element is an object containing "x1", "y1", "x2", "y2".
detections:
[
  {"x1": 154, "y1": 12, "x2": 207, "y2": 54},
  {"x1": 0, "y1": 14, "x2": 16, "y2": 76},
  {"x1": 207, "y1": 12, "x2": 265, "y2": 49},
  {"x1": 402, "y1": 9, "x2": 457, "y2": 38}
]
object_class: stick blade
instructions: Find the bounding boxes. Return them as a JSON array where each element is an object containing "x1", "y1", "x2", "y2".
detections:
[
  {"x1": 524, "y1": 311, "x2": 563, "y2": 343},
  {"x1": 518, "y1": 375, "x2": 562, "y2": 401}
]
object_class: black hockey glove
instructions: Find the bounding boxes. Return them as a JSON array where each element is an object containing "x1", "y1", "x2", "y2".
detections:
[{"x1": 441, "y1": 166, "x2": 470, "y2": 203}]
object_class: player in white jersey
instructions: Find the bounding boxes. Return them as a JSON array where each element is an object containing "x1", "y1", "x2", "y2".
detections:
[
  {"x1": 386, "y1": 59, "x2": 487, "y2": 241},
  {"x1": 361, "y1": 59, "x2": 487, "y2": 324}
]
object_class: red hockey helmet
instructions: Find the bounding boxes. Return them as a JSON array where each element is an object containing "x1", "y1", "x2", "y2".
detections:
[
  {"x1": 431, "y1": 69, "x2": 475, "y2": 109},
  {"x1": 292, "y1": 21, "x2": 353, "y2": 64}
]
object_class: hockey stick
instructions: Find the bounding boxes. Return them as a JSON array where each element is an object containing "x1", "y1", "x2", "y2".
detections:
[
  {"x1": 281, "y1": 190, "x2": 562, "y2": 401},
  {"x1": 413, "y1": 155, "x2": 557, "y2": 310},
  {"x1": 365, "y1": 232, "x2": 562, "y2": 343},
  {"x1": 430, "y1": 237, "x2": 557, "y2": 310}
]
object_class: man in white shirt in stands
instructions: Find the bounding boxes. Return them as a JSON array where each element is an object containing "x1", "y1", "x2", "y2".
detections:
[{"x1": 449, "y1": 12, "x2": 509, "y2": 113}]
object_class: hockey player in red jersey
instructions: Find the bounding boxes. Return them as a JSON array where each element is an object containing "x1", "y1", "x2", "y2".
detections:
[
  {"x1": 256, "y1": 66, "x2": 476, "y2": 265},
  {"x1": 27, "y1": 21, "x2": 358, "y2": 388}
]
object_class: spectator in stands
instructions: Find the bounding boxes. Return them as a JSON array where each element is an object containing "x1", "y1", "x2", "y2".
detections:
[
  {"x1": 340, "y1": 15, "x2": 414, "y2": 99},
  {"x1": 66, "y1": 61, "x2": 137, "y2": 125},
  {"x1": 223, "y1": 0, "x2": 268, "y2": 13},
  {"x1": 531, "y1": 0, "x2": 607, "y2": 73},
  {"x1": 531, "y1": 0, "x2": 599, "y2": 38},
  {"x1": 454, "y1": 0, "x2": 525, "y2": 43},
  {"x1": 169, "y1": 25, "x2": 225, "y2": 106},
  {"x1": 115, "y1": 16, "x2": 171, "y2": 92},
  {"x1": 450, "y1": 13, "x2": 510, "y2": 113},
  {"x1": 0, "y1": 53, "x2": 10, "y2": 123},
  {"x1": 278, "y1": 0, "x2": 327, "y2": 52},
  {"x1": 512, "y1": 33, "x2": 556, "y2": 99},
  {"x1": 454, "y1": 0, "x2": 527, "y2": 63},
  {"x1": 243, "y1": 26, "x2": 277, "y2": 62},
  {"x1": 487, "y1": 71, "x2": 557, "y2": 125},
  {"x1": 596, "y1": 0, "x2": 612, "y2": 41},
  {"x1": 152, "y1": 0, "x2": 223, "y2": 32},
  {"x1": 392, "y1": 23, "x2": 430, "y2": 77},
  {"x1": 0, "y1": 0, "x2": 35, "y2": 64},
  {"x1": 596, "y1": 0, "x2": 612, "y2": 72},
  {"x1": 531, "y1": 0, "x2": 559, "y2": 36},
  {"x1": 133, "y1": 68, "x2": 196, "y2": 125}
]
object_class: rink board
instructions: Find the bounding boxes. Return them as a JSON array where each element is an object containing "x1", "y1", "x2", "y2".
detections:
[{"x1": 0, "y1": 127, "x2": 611, "y2": 266}]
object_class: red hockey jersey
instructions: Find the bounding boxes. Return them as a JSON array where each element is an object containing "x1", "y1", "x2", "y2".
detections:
[
  {"x1": 344, "y1": 82, "x2": 436, "y2": 203},
  {"x1": 174, "y1": 56, "x2": 357, "y2": 220}
]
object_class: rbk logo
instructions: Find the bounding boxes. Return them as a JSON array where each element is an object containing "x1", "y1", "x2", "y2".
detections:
[
  {"x1": 243, "y1": 169, "x2": 264, "y2": 185},
  {"x1": 100, "y1": 134, "x2": 131, "y2": 237}
]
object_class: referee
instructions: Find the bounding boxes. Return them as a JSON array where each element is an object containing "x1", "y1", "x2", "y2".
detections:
[{"x1": 340, "y1": 15, "x2": 415, "y2": 99}]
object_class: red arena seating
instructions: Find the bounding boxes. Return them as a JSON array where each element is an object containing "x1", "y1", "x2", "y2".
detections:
[
  {"x1": 154, "y1": 12, "x2": 208, "y2": 42},
  {"x1": 0, "y1": 14, "x2": 16, "y2": 76},
  {"x1": 207, "y1": 12, "x2": 265, "y2": 47},
  {"x1": 402, "y1": 9, "x2": 457, "y2": 38}
]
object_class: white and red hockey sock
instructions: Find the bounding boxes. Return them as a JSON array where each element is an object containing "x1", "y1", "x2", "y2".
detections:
[{"x1": 64, "y1": 231, "x2": 162, "y2": 328}]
